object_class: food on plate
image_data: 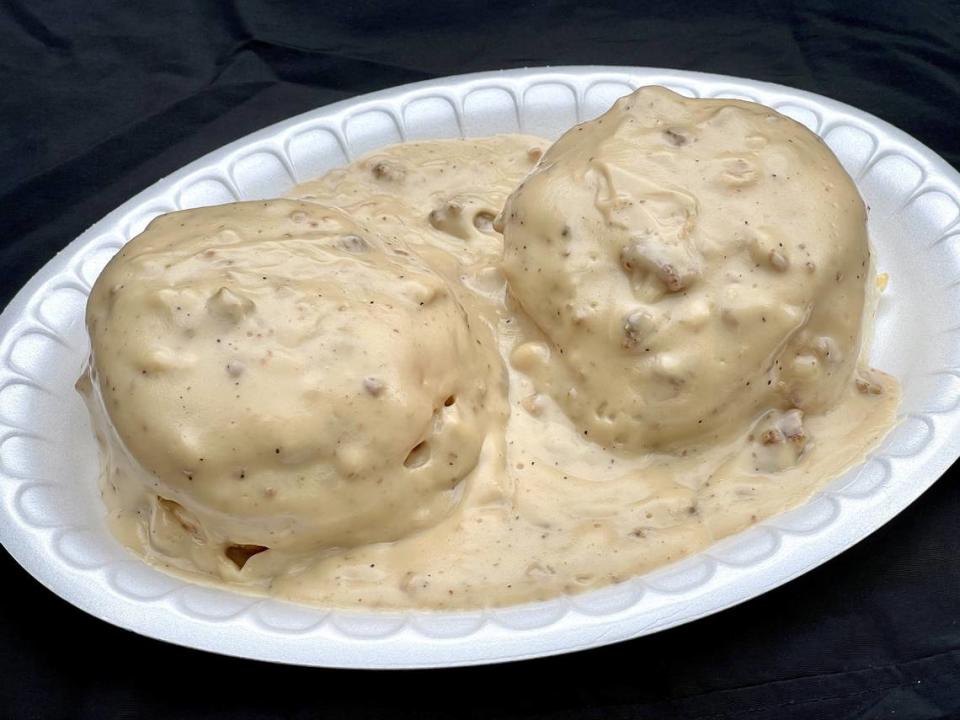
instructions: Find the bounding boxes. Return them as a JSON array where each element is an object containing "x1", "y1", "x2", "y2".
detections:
[
  {"x1": 500, "y1": 86, "x2": 874, "y2": 451},
  {"x1": 81, "y1": 200, "x2": 504, "y2": 573},
  {"x1": 79, "y1": 87, "x2": 898, "y2": 609}
]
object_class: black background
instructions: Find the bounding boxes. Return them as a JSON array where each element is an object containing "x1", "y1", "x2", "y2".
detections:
[{"x1": 2, "y1": 1, "x2": 960, "y2": 718}]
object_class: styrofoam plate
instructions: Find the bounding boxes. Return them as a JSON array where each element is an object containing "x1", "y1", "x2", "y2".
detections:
[{"x1": 2, "y1": 67, "x2": 959, "y2": 669}]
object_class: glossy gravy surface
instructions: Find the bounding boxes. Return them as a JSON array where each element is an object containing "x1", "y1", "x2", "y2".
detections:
[{"x1": 82, "y1": 90, "x2": 898, "y2": 609}]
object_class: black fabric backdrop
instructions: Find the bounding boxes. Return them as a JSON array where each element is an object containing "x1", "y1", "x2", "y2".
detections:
[{"x1": 2, "y1": 1, "x2": 960, "y2": 718}]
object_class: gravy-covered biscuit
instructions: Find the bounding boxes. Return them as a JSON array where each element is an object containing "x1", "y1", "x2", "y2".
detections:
[
  {"x1": 501, "y1": 86, "x2": 870, "y2": 450},
  {"x1": 84, "y1": 200, "x2": 502, "y2": 566}
]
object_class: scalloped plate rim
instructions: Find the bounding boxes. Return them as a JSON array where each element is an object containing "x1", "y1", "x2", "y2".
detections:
[{"x1": 1, "y1": 65, "x2": 959, "y2": 669}]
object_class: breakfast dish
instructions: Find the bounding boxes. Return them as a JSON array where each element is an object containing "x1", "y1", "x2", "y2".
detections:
[
  {"x1": 80, "y1": 200, "x2": 504, "y2": 574},
  {"x1": 4, "y1": 65, "x2": 959, "y2": 666},
  {"x1": 501, "y1": 87, "x2": 881, "y2": 453},
  {"x1": 79, "y1": 86, "x2": 898, "y2": 610}
]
